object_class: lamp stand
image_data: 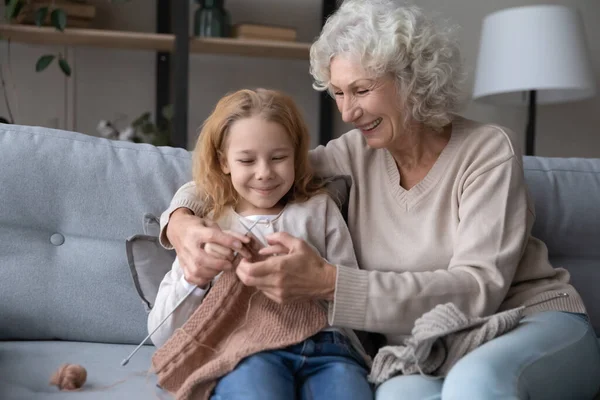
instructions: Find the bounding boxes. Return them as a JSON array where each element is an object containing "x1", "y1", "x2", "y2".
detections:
[{"x1": 525, "y1": 90, "x2": 537, "y2": 156}]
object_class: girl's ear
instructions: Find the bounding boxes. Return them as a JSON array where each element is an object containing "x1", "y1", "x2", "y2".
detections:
[{"x1": 218, "y1": 152, "x2": 230, "y2": 174}]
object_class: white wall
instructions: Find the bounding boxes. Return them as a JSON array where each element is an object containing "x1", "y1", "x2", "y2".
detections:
[
  {"x1": 409, "y1": 0, "x2": 600, "y2": 157},
  {"x1": 1, "y1": 0, "x2": 598, "y2": 156},
  {"x1": 0, "y1": 0, "x2": 322, "y2": 149}
]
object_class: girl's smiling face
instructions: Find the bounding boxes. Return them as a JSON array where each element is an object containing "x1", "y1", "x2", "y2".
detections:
[{"x1": 221, "y1": 115, "x2": 295, "y2": 216}]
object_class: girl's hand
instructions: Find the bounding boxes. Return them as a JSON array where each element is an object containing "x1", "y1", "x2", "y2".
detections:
[
  {"x1": 235, "y1": 232, "x2": 337, "y2": 304},
  {"x1": 167, "y1": 208, "x2": 252, "y2": 288}
]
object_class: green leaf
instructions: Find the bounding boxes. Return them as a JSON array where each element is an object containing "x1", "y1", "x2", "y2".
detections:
[
  {"x1": 141, "y1": 122, "x2": 155, "y2": 135},
  {"x1": 152, "y1": 133, "x2": 170, "y2": 147},
  {"x1": 34, "y1": 7, "x2": 49, "y2": 27},
  {"x1": 50, "y1": 8, "x2": 67, "y2": 31},
  {"x1": 161, "y1": 104, "x2": 174, "y2": 120},
  {"x1": 6, "y1": 0, "x2": 23, "y2": 20},
  {"x1": 35, "y1": 55, "x2": 55, "y2": 72},
  {"x1": 132, "y1": 112, "x2": 151, "y2": 127},
  {"x1": 58, "y1": 58, "x2": 71, "y2": 77}
]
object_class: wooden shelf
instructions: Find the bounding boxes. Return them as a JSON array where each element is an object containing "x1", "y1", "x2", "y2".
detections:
[{"x1": 0, "y1": 24, "x2": 311, "y2": 60}]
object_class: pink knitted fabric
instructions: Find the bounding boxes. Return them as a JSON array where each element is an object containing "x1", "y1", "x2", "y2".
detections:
[{"x1": 151, "y1": 270, "x2": 328, "y2": 400}]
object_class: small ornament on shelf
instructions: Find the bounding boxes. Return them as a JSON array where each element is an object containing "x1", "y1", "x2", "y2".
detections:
[{"x1": 193, "y1": 0, "x2": 230, "y2": 38}]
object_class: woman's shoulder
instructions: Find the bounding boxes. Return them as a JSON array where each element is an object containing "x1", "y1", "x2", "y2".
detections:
[
  {"x1": 326, "y1": 128, "x2": 374, "y2": 155},
  {"x1": 212, "y1": 207, "x2": 237, "y2": 229},
  {"x1": 453, "y1": 115, "x2": 522, "y2": 164}
]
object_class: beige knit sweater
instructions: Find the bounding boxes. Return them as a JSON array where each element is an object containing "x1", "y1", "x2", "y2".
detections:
[
  {"x1": 160, "y1": 116, "x2": 587, "y2": 348},
  {"x1": 368, "y1": 302, "x2": 525, "y2": 384}
]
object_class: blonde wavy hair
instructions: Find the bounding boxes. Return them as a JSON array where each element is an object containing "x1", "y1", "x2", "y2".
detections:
[
  {"x1": 192, "y1": 88, "x2": 323, "y2": 219},
  {"x1": 310, "y1": 0, "x2": 465, "y2": 130}
]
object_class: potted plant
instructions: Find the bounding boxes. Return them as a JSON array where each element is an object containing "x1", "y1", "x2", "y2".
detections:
[{"x1": 1, "y1": 0, "x2": 130, "y2": 124}]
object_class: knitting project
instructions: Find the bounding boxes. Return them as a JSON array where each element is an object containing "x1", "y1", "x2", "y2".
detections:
[
  {"x1": 151, "y1": 269, "x2": 328, "y2": 400},
  {"x1": 369, "y1": 303, "x2": 525, "y2": 384}
]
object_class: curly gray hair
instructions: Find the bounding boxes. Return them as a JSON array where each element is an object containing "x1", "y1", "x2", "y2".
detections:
[{"x1": 310, "y1": 0, "x2": 465, "y2": 130}]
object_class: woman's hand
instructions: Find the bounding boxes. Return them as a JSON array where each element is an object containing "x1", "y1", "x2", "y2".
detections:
[
  {"x1": 204, "y1": 230, "x2": 259, "y2": 267},
  {"x1": 235, "y1": 232, "x2": 337, "y2": 304},
  {"x1": 167, "y1": 208, "x2": 252, "y2": 288},
  {"x1": 203, "y1": 231, "x2": 241, "y2": 262}
]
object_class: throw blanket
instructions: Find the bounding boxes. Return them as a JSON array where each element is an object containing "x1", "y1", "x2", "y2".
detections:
[
  {"x1": 151, "y1": 269, "x2": 328, "y2": 400},
  {"x1": 369, "y1": 303, "x2": 525, "y2": 384}
]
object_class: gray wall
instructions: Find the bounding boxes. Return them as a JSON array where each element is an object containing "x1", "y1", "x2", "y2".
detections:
[
  {"x1": 1, "y1": 0, "x2": 598, "y2": 156},
  {"x1": 0, "y1": 0, "x2": 323, "y2": 149},
  {"x1": 411, "y1": 0, "x2": 600, "y2": 157}
]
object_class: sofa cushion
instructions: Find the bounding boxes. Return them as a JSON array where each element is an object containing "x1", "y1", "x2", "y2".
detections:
[
  {"x1": 0, "y1": 341, "x2": 161, "y2": 399},
  {"x1": 126, "y1": 234, "x2": 176, "y2": 311},
  {"x1": 0, "y1": 124, "x2": 192, "y2": 344},
  {"x1": 523, "y1": 156, "x2": 600, "y2": 334}
]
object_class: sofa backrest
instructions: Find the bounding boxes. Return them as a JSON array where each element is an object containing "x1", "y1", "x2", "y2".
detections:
[
  {"x1": 0, "y1": 124, "x2": 192, "y2": 344},
  {"x1": 523, "y1": 156, "x2": 600, "y2": 333},
  {"x1": 1, "y1": 124, "x2": 598, "y2": 344}
]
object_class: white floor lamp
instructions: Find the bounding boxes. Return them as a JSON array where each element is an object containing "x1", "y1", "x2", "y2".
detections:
[{"x1": 472, "y1": 5, "x2": 596, "y2": 156}]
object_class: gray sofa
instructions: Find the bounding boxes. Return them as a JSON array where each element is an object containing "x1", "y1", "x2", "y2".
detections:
[{"x1": 1, "y1": 123, "x2": 599, "y2": 399}]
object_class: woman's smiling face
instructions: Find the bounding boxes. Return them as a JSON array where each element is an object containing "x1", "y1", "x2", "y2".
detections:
[{"x1": 330, "y1": 56, "x2": 406, "y2": 149}]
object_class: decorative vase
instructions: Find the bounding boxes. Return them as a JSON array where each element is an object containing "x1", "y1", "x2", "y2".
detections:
[{"x1": 193, "y1": 0, "x2": 230, "y2": 38}]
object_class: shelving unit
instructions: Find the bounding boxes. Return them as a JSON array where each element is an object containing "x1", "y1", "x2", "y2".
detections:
[
  {"x1": 0, "y1": 0, "x2": 337, "y2": 148},
  {"x1": 0, "y1": 25, "x2": 311, "y2": 60}
]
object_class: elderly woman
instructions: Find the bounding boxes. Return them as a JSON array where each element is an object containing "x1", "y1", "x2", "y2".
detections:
[{"x1": 158, "y1": 0, "x2": 600, "y2": 398}]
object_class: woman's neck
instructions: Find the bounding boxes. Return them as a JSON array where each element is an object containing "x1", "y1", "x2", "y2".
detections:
[{"x1": 387, "y1": 122, "x2": 452, "y2": 172}]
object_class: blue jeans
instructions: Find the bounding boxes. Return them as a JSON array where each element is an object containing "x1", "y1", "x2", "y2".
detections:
[
  {"x1": 210, "y1": 331, "x2": 373, "y2": 400},
  {"x1": 376, "y1": 311, "x2": 600, "y2": 400}
]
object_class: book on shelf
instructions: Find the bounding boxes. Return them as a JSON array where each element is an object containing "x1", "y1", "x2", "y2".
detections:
[{"x1": 231, "y1": 23, "x2": 297, "y2": 42}]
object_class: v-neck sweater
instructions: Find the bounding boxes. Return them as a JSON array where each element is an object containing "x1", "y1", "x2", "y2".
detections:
[
  {"x1": 382, "y1": 121, "x2": 461, "y2": 211},
  {"x1": 308, "y1": 116, "x2": 585, "y2": 344}
]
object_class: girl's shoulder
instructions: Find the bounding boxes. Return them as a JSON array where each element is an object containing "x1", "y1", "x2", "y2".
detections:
[
  {"x1": 285, "y1": 192, "x2": 342, "y2": 217},
  {"x1": 211, "y1": 206, "x2": 237, "y2": 229}
]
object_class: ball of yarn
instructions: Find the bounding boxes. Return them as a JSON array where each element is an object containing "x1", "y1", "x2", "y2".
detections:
[{"x1": 50, "y1": 364, "x2": 87, "y2": 391}]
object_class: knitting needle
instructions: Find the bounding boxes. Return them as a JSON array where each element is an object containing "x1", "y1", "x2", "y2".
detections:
[
  {"x1": 121, "y1": 285, "x2": 198, "y2": 366},
  {"x1": 233, "y1": 218, "x2": 260, "y2": 257},
  {"x1": 238, "y1": 218, "x2": 261, "y2": 238},
  {"x1": 121, "y1": 218, "x2": 261, "y2": 367}
]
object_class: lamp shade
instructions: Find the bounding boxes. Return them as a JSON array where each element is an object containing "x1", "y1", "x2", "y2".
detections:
[{"x1": 472, "y1": 5, "x2": 596, "y2": 105}]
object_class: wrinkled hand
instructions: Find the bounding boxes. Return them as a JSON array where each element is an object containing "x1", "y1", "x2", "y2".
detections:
[
  {"x1": 203, "y1": 230, "x2": 243, "y2": 262},
  {"x1": 167, "y1": 208, "x2": 252, "y2": 288},
  {"x1": 235, "y1": 232, "x2": 337, "y2": 304},
  {"x1": 205, "y1": 231, "x2": 265, "y2": 268}
]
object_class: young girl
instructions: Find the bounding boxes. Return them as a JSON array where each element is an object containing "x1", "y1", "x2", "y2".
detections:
[{"x1": 148, "y1": 89, "x2": 372, "y2": 400}]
